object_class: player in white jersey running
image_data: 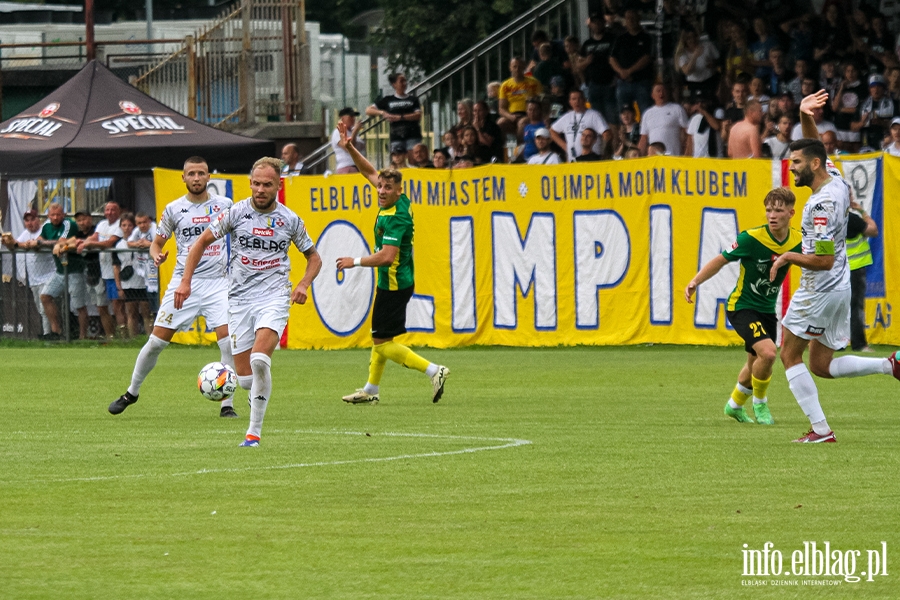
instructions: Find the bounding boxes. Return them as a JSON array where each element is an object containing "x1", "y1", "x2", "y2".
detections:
[
  {"x1": 175, "y1": 157, "x2": 322, "y2": 447},
  {"x1": 109, "y1": 157, "x2": 239, "y2": 417},
  {"x1": 771, "y1": 134, "x2": 900, "y2": 443}
]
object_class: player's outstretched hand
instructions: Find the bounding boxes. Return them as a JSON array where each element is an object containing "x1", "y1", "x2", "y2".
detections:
[
  {"x1": 173, "y1": 279, "x2": 191, "y2": 309},
  {"x1": 684, "y1": 282, "x2": 697, "y2": 304},
  {"x1": 154, "y1": 250, "x2": 169, "y2": 267},
  {"x1": 291, "y1": 282, "x2": 309, "y2": 305},
  {"x1": 335, "y1": 256, "x2": 355, "y2": 271},
  {"x1": 799, "y1": 90, "x2": 829, "y2": 116}
]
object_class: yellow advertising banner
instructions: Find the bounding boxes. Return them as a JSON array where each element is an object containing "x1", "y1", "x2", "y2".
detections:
[{"x1": 153, "y1": 154, "x2": 897, "y2": 349}]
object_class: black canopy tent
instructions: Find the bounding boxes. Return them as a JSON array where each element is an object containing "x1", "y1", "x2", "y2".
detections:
[{"x1": 0, "y1": 60, "x2": 274, "y2": 178}]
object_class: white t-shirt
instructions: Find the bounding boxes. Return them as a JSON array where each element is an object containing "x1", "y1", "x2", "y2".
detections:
[
  {"x1": 95, "y1": 219, "x2": 123, "y2": 280},
  {"x1": 885, "y1": 143, "x2": 900, "y2": 157},
  {"x1": 157, "y1": 195, "x2": 232, "y2": 280},
  {"x1": 208, "y1": 199, "x2": 314, "y2": 304},
  {"x1": 129, "y1": 222, "x2": 158, "y2": 292},
  {"x1": 550, "y1": 109, "x2": 608, "y2": 162},
  {"x1": 640, "y1": 102, "x2": 688, "y2": 156},
  {"x1": 763, "y1": 136, "x2": 791, "y2": 159},
  {"x1": 676, "y1": 40, "x2": 719, "y2": 83},
  {"x1": 686, "y1": 109, "x2": 725, "y2": 157},
  {"x1": 15, "y1": 228, "x2": 54, "y2": 287},
  {"x1": 791, "y1": 121, "x2": 837, "y2": 141},
  {"x1": 330, "y1": 128, "x2": 365, "y2": 170},
  {"x1": 114, "y1": 238, "x2": 146, "y2": 290},
  {"x1": 527, "y1": 151, "x2": 561, "y2": 165}
]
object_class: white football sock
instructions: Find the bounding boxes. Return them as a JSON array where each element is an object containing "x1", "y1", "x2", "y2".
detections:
[
  {"x1": 785, "y1": 363, "x2": 829, "y2": 431},
  {"x1": 727, "y1": 399, "x2": 742, "y2": 410},
  {"x1": 363, "y1": 383, "x2": 379, "y2": 395},
  {"x1": 237, "y1": 375, "x2": 253, "y2": 390},
  {"x1": 828, "y1": 356, "x2": 891, "y2": 378},
  {"x1": 247, "y1": 353, "x2": 272, "y2": 439},
  {"x1": 425, "y1": 363, "x2": 439, "y2": 377},
  {"x1": 127, "y1": 334, "x2": 169, "y2": 396},
  {"x1": 217, "y1": 337, "x2": 235, "y2": 408},
  {"x1": 736, "y1": 382, "x2": 752, "y2": 396}
]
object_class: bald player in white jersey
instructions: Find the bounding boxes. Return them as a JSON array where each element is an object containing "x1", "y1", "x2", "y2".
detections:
[
  {"x1": 110, "y1": 156, "x2": 240, "y2": 417},
  {"x1": 175, "y1": 157, "x2": 322, "y2": 447},
  {"x1": 770, "y1": 94, "x2": 900, "y2": 442}
]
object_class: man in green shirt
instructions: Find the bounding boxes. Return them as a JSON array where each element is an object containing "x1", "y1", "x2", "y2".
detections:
[
  {"x1": 334, "y1": 121, "x2": 450, "y2": 405},
  {"x1": 685, "y1": 187, "x2": 802, "y2": 425},
  {"x1": 22, "y1": 202, "x2": 89, "y2": 339}
]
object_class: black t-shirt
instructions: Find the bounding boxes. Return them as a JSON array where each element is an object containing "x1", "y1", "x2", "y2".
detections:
[
  {"x1": 375, "y1": 94, "x2": 422, "y2": 142},
  {"x1": 74, "y1": 225, "x2": 102, "y2": 280},
  {"x1": 723, "y1": 104, "x2": 745, "y2": 123},
  {"x1": 610, "y1": 29, "x2": 653, "y2": 83},
  {"x1": 580, "y1": 32, "x2": 616, "y2": 86},
  {"x1": 575, "y1": 152, "x2": 603, "y2": 162},
  {"x1": 475, "y1": 118, "x2": 504, "y2": 161},
  {"x1": 847, "y1": 212, "x2": 866, "y2": 239}
]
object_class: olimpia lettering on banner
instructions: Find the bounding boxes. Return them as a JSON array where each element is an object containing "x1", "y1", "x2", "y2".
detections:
[{"x1": 152, "y1": 155, "x2": 898, "y2": 349}]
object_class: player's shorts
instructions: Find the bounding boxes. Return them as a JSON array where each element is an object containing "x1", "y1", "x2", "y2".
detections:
[
  {"x1": 371, "y1": 286, "x2": 414, "y2": 339},
  {"x1": 782, "y1": 287, "x2": 851, "y2": 351},
  {"x1": 726, "y1": 309, "x2": 778, "y2": 355},
  {"x1": 229, "y1": 296, "x2": 291, "y2": 354},
  {"x1": 86, "y1": 279, "x2": 109, "y2": 307},
  {"x1": 155, "y1": 276, "x2": 229, "y2": 332},
  {"x1": 104, "y1": 278, "x2": 120, "y2": 302},
  {"x1": 42, "y1": 272, "x2": 87, "y2": 310}
]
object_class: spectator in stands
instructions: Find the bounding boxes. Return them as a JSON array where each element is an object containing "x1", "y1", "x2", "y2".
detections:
[
  {"x1": 450, "y1": 99, "x2": 474, "y2": 139},
  {"x1": 833, "y1": 61, "x2": 865, "y2": 152},
  {"x1": 389, "y1": 142, "x2": 410, "y2": 169},
  {"x1": 748, "y1": 77, "x2": 771, "y2": 114},
  {"x1": 886, "y1": 67, "x2": 900, "y2": 104},
  {"x1": 526, "y1": 128, "x2": 561, "y2": 165},
  {"x1": 575, "y1": 128, "x2": 603, "y2": 162},
  {"x1": 564, "y1": 35, "x2": 583, "y2": 89},
  {"x1": 725, "y1": 26, "x2": 753, "y2": 87},
  {"x1": 37, "y1": 203, "x2": 89, "y2": 339},
  {"x1": 1, "y1": 209, "x2": 53, "y2": 338},
  {"x1": 130, "y1": 212, "x2": 158, "y2": 321},
  {"x1": 676, "y1": 27, "x2": 720, "y2": 102},
  {"x1": 819, "y1": 59, "x2": 842, "y2": 99},
  {"x1": 472, "y1": 100, "x2": 504, "y2": 162},
  {"x1": 622, "y1": 145, "x2": 642, "y2": 159},
  {"x1": 518, "y1": 98, "x2": 546, "y2": 162},
  {"x1": 721, "y1": 80, "x2": 748, "y2": 150},
  {"x1": 498, "y1": 56, "x2": 543, "y2": 135},
  {"x1": 544, "y1": 76, "x2": 569, "y2": 124},
  {"x1": 885, "y1": 117, "x2": 900, "y2": 156},
  {"x1": 440, "y1": 131, "x2": 458, "y2": 160},
  {"x1": 579, "y1": 13, "x2": 619, "y2": 136},
  {"x1": 821, "y1": 129, "x2": 841, "y2": 155},
  {"x1": 781, "y1": 14, "x2": 814, "y2": 64},
  {"x1": 763, "y1": 112, "x2": 793, "y2": 159},
  {"x1": 790, "y1": 104, "x2": 836, "y2": 140},
  {"x1": 647, "y1": 141, "x2": 667, "y2": 156},
  {"x1": 815, "y1": 3, "x2": 852, "y2": 63},
  {"x1": 685, "y1": 94, "x2": 724, "y2": 158},
  {"x1": 533, "y1": 42, "x2": 567, "y2": 90},
  {"x1": 767, "y1": 47, "x2": 793, "y2": 98},
  {"x1": 452, "y1": 156, "x2": 475, "y2": 169},
  {"x1": 639, "y1": 83, "x2": 688, "y2": 157},
  {"x1": 366, "y1": 72, "x2": 422, "y2": 152},
  {"x1": 550, "y1": 89, "x2": 611, "y2": 162},
  {"x1": 773, "y1": 90, "x2": 799, "y2": 122},
  {"x1": 73, "y1": 210, "x2": 115, "y2": 339},
  {"x1": 610, "y1": 8, "x2": 654, "y2": 114},
  {"x1": 727, "y1": 99, "x2": 764, "y2": 158},
  {"x1": 787, "y1": 59, "x2": 811, "y2": 103},
  {"x1": 750, "y1": 17, "x2": 777, "y2": 81},
  {"x1": 410, "y1": 143, "x2": 430, "y2": 168},
  {"x1": 485, "y1": 82, "x2": 501, "y2": 122},
  {"x1": 78, "y1": 201, "x2": 125, "y2": 336},
  {"x1": 432, "y1": 149, "x2": 450, "y2": 169},
  {"x1": 112, "y1": 213, "x2": 148, "y2": 338},
  {"x1": 331, "y1": 107, "x2": 364, "y2": 175},
  {"x1": 459, "y1": 126, "x2": 492, "y2": 165},
  {"x1": 854, "y1": 74, "x2": 894, "y2": 150},
  {"x1": 617, "y1": 103, "x2": 641, "y2": 153},
  {"x1": 280, "y1": 143, "x2": 303, "y2": 175},
  {"x1": 527, "y1": 30, "x2": 567, "y2": 72}
]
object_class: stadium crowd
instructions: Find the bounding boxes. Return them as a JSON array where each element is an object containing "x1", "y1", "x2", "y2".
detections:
[{"x1": 357, "y1": 0, "x2": 900, "y2": 169}]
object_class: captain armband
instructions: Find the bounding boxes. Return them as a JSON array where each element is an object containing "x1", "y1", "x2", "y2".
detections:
[{"x1": 814, "y1": 240, "x2": 835, "y2": 256}]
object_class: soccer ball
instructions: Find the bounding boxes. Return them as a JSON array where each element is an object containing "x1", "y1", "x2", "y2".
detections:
[{"x1": 197, "y1": 362, "x2": 238, "y2": 401}]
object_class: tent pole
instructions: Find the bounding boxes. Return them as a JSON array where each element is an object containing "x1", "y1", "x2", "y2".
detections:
[{"x1": 85, "y1": 0, "x2": 96, "y2": 62}]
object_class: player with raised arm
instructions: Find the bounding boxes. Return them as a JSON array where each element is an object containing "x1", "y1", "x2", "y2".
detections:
[
  {"x1": 175, "y1": 157, "x2": 322, "y2": 447},
  {"x1": 772, "y1": 135, "x2": 900, "y2": 443},
  {"x1": 333, "y1": 121, "x2": 450, "y2": 405},
  {"x1": 109, "y1": 157, "x2": 239, "y2": 417},
  {"x1": 686, "y1": 187, "x2": 801, "y2": 425}
]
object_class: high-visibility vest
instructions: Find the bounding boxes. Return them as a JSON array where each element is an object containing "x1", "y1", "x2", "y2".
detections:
[{"x1": 847, "y1": 234, "x2": 873, "y2": 270}]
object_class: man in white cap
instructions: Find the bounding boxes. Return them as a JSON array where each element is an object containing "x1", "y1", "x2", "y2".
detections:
[
  {"x1": 854, "y1": 74, "x2": 895, "y2": 150},
  {"x1": 330, "y1": 107, "x2": 364, "y2": 174},
  {"x1": 884, "y1": 117, "x2": 900, "y2": 156},
  {"x1": 527, "y1": 128, "x2": 561, "y2": 164}
]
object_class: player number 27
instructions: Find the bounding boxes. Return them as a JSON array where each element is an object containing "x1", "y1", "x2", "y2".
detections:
[{"x1": 749, "y1": 322, "x2": 766, "y2": 338}]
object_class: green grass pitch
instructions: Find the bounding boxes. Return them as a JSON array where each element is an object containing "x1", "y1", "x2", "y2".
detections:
[{"x1": 1, "y1": 343, "x2": 898, "y2": 599}]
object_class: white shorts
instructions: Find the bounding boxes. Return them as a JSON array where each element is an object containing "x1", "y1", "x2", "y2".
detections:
[
  {"x1": 42, "y1": 272, "x2": 87, "y2": 310},
  {"x1": 155, "y1": 276, "x2": 229, "y2": 332},
  {"x1": 86, "y1": 279, "x2": 109, "y2": 307},
  {"x1": 229, "y1": 296, "x2": 290, "y2": 354},
  {"x1": 782, "y1": 287, "x2": 851, "y2": 350}
]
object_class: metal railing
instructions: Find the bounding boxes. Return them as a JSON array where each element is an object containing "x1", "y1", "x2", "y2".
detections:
[
  {"x1": 302, "y1": 0, "x2": 586, "y2": 172},
  {"x1": 132, "y1": 0, "x2": 311, "y2": 128}
]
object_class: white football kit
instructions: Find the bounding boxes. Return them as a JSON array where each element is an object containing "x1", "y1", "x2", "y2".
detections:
[
  {"x1": 207, "y1": 199, "x2": 315, "y2": 353},
  {"x1": 782, "y1": 176, "x2": 851, "y2": 349},
  {"x1": 155, "y1": 194, "x2": 233, "y2": 331}
]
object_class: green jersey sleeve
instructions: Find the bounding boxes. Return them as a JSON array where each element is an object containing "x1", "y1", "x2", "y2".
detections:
[{"x1": 721, "y1": 231, "x2": 752, "y2": 262}]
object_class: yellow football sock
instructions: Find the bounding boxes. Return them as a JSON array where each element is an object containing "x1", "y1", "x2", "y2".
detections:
[
  {"x1": 375, "y1": 341, "x2": 430, "y2": 373},
  {"x1": 368, "y1": 346, "x2": 387, "y2": 386},
  {"x1": 730, "y1": 385, "x2": 751, "y2": 406},
  {"x1": 751, "y1": 375, "x2": 771, "y2": 402}
]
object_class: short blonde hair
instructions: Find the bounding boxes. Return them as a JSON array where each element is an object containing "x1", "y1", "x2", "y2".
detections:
[
  {"x1": 764, "y1": 186, "x2": 795, "y2": 208},
  {"x1": 251, "y1": 156, "x2": 283, "y2": 177},
  {"x1": 378, "y1": 168, "x2": 403, "y2": 184}
]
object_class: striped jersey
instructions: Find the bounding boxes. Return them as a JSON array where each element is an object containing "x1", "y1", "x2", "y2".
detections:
[
  {"x1": 156, "y1": 194, "x2": 232, "y2": 279},
  {"x1": 722, "y1": 225, "x2": 802, "y2": 313},
  {"x1": 374, "y1": 194, "x2": 414, "y2": 290}
]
